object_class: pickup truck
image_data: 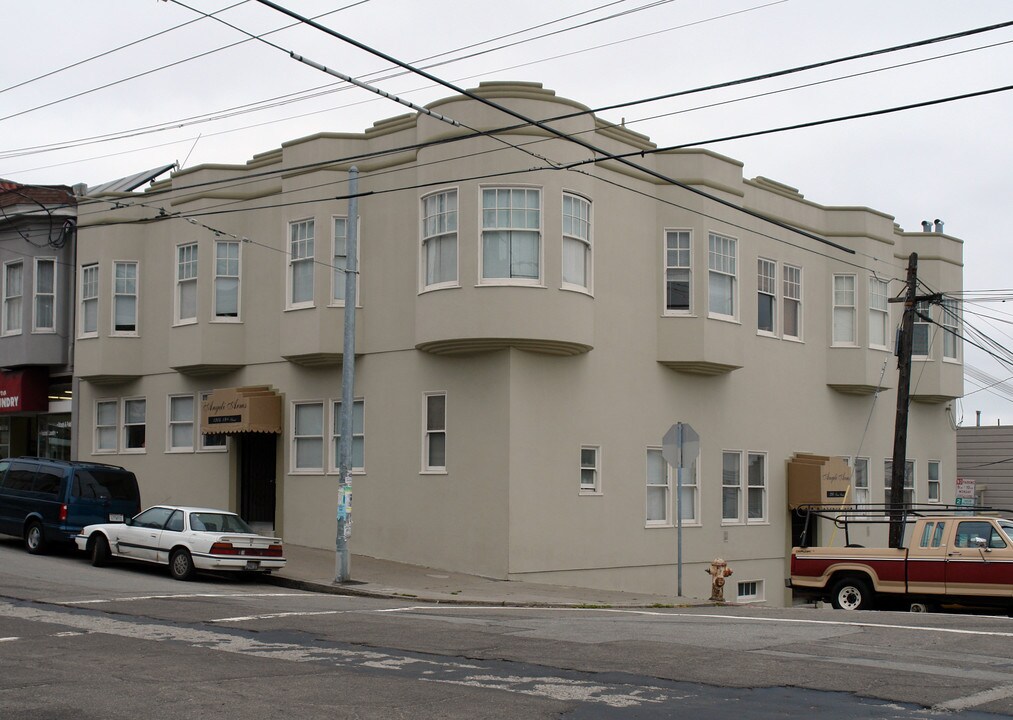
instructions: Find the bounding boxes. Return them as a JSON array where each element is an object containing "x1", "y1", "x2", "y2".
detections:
[{"x1": 790, "y1": 514, "x2": 1013, "y2": 612}]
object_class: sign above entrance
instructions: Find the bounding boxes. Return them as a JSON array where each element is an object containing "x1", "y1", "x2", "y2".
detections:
[
  {"x1": 200, "y1": 386, "x2": 282, "y2": 435},
  {"x1": 0, "y1": 368, "x2": 48, "y2": 413}
]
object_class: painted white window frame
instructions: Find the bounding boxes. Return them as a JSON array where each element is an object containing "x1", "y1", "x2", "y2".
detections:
[
  {"x1": 331, "y1": 216, "x2": 361, "y2": 306},
  {"x1": 480, "y1": 186, "x2": 542, "y2": 285},
  {"x1": 32, "y1": 257, "x2": 56, "y2": 333},
  {"x1": 421, "y1": 189, "x2": 459, "y2": 290},
  {"x1": 198, "y1": 391, "x2": 227, "y2": 452},
  {"x1": 912, "y1": 300, "x2": 931, "y2": 358},
  {"x1": 121, "y1": 397, "x2": 146, "y2": 453},
  {"x1": 928, "y1": 460, "x2": 941, "y2": 502},
  {"x1": 95, "y1": 399, "x2": 118, "y2": 453},
  {"x1": 79, "y1": 263, "x2": 99, "y2": 337},
  {"x1": 664, "y1": 229, "x2": 692, "y2": 315},
  {"x1": 112, "y1": 260, "x2": 139, "y2": 336},
  {"x1": 213, "y1": 240, "x2": 241, "y2": 321},
  {"x1": 646, "y1": 447, "x2": 671, "y2": 526},
  {"x1": 736, "y1": 580, "x2": 764, "y2": 603},
  {"x1": 561, "y1": 192, "x2": 592, "y2": 293},
  {"x1": 868, "y1": 277, "x2": 890, "y2": 350},
  {"x1": 423, "y1": 392, "x2": 447, "y2": 473},
  {"x1": 579, "y1": 445, "x2": 600, "y2": 495},
  {"x1": 721, "y1": 450, "x2": 743, "y2": 524},
  {"x1": 288, "y1": 218, "x2": 315, "y2": 309},
  {"x1": 292, "y1": 401, "x2": 325, "y2": 473},
  {"x1": 175, "y1": 243, "x2": 198, "y2": 325},
  {"x1": 832, "y1": 274, "x2": 856, "y2": 346},
  {"x1": 167, "y1": 394, "x2": 195, "y2": 453},
  {"x1": 782, "y1": 264, "x2": 802, "y2": 340},
  {"x1": 853, "y1": 457, "x2": 871, "y2": 508},
  {"x1": 757, "y1": 258, "x2": 777, "y2": 336},
  {"x1": 331, "y1": 398, "x2": 365, "y2": 473},
  {"x1": 707, "y1": 232, "x2": 737, "y2": 320},
  {"x1": 2, "y1": 260, "x2": 23, "y2": 336},
  {"x1": 942, "y1": 299, "x2": 960, "y2": 360},
  {"x1": 746, "y1": 452, "x2": 767, "y2": 523},
  {"x1": 884, "y1": 459, "x2": 915, "y2": 505},
  {"x1": 677, "y1": 455, "x2": 700, "y2": 525}
]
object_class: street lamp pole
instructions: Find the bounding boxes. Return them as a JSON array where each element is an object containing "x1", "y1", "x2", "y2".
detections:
[{"x1": 336, "y1": 166, "x2": 358, "y2": 582}]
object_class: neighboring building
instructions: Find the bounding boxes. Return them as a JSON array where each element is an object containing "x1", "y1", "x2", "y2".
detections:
[
  {"x1": 957, "y1": 425, "x2": 1013, "y2": 509},
  {"x1": 74, "y1": 82, "x2": 964, "y2": 604},
  {"x1": 0, "y1": 180, "x2": 77, "y2": 459}
]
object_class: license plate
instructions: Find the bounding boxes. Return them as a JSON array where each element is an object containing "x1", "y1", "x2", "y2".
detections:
[
  {"x1": 109, "y1": 514, "x2": 124, "y2": 522},
  {"x1": 245, "y1": 561, "x2": 260, "y2": 571}
]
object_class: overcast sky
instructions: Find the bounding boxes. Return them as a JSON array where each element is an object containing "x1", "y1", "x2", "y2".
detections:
[{"x1": 3, "y1": 0, "x2": 1012, "y2": 425}]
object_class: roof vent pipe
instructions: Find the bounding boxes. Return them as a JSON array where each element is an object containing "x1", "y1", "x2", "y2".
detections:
[
  {"x1": 921, "y1": 220, "x2": 932, "y2": 232},
  {"x1": 934, "y1": 219, "x2": 944, "y2": 233}
]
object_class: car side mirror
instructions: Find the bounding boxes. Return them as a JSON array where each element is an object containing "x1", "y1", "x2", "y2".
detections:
[{"x1": 972, "y1": 537, "x2": 989, "y2": 551}]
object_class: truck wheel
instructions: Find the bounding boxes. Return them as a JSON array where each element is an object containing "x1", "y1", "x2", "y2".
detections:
[{"x1": 831, "y1": 577, "x2": 873, "y2": 611}]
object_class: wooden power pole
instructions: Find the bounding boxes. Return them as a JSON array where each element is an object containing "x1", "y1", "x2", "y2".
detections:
[{"x1": 889, "y1": 253, "x2": 918, "y2": 548}]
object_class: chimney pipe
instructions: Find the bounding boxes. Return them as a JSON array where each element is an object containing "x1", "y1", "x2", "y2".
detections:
[
  {"x1": 921, "y1": 220, "x2": 932, "y2": 232},
  {"x1": 934, "y1": 218, "x2": 944, "y2": 233},
  {"x1": 976, "y1": 410, "x2": 981, "y2": 427}
]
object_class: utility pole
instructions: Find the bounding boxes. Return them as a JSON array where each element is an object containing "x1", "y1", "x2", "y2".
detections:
[
  {"x1": 336, "y1": 167, "x2": 358, "y2": 582},
  {"x1": 888, "y1": 253, "x2": 918, "y2": 548}
]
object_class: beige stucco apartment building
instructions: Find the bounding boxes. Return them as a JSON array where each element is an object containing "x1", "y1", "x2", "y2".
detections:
[{"x1": 73, "y1": 82, "x2": 963, "y2": 605}]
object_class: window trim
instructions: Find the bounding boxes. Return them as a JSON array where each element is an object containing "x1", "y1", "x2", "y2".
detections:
[
  {"x1": 422, "y1": 392, "x2": 447, "y2": 474},
  {"x1": 331, "y1": 215, "x2": 362, "y2": 306},
  {"x1": 868, "y1": 277, "x2": 890, "y2": 350},
  {"x1": 2, "y1": 259, "x2": 23, "y2": 337},
  {"x1": 198, "y1": 391, "x2": 227, "y2": 452},
  {"x1": 111, "y1": 260, "x2": 139, "y2": 336},
  {"x1": 32, "y1": 257, "x2": 56, "y2": 334},
  {"x1": 121, "y1": 396, "x2": 146, "y2": 454},
  {"x1": 831, "y1": 273, "x2": 856, "y2": 347},
  {"x1": 736, "y1": 579, "x2": 765, "y2": 603},
  {"x1": 852, "y1": 456, "x2": 871, "y2": 509},
  {"x1": 782, "y1": 264, "x2": 802, "y2": 340},
  {"x1": 579, "y1": 445, "x2": 601, "y2": 495},
  {"x1": 927, "y1": 459, "x2": 941, "y2": 503},
  {"x1": 79, "y1": 263, "x2": 99, "y2": 338},
  {"x1": 561, "y1": 191, "x2": 592, "y2": 294},
  {"x1": 664, "y1": 228, "x2": 692, "y2": 316},
  {"x1": 291, "y1": 400, "x2": 325, "y2": 474},
  {"x1": 287, "y1": 218, "x2": 316, "y2": 310},
  {"x1": 942, "y1": 298, "x2": 960, "y2": 361},
  {"x1": 330, "y1": 398, "x2": 365, "y2": 474},
  {"x1": 479, "y1": 186, "x2": 543, "y2": 286},
  {"x1": 721, "y1": 450, "x2": 743, "y2": 525},
  {"x1": 912, "y1": 301, "x2": 931, "y2": 359},
  {"x1": 213, "y1": 239, "x2": 241, "y2": 322},
  {"x1": 707, "y1": 232, "x2": 737, "y2": 321},
  {"x1": 756, "y1": 258, "x2": 777, "y2": 337},
  {"x1": 94, "y1": 399, "x2": 118, "y2": 454},
  {"x1": 166, "y1": 393, "x2": 195, "y2": 453},
  {"x1": 646, "y1": 447, "x2": 672, "y2": 527},
  {"x1": 746, "y1": 451, "x2": 768, "y2": 524},
  {"x1": 884, "y1": 458, "x2": 916, "y2": 505},
  {"x1": 174, "y1": 242, "x2": 198, "y2": 326},
  {"x1": 420, "y1": 188, "x2": 460, "y2": 292}
]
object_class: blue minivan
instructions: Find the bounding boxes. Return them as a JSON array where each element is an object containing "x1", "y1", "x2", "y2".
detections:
[{"x1": 0, "y1": 457, "x2": 141, "y2": 553}]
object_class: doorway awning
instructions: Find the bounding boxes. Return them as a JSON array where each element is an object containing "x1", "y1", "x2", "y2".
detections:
[{"x1": 200, "y1": 386, "x2": 282, "y2": 435}]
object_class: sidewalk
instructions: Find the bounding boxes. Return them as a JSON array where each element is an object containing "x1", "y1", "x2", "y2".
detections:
[{"x1": 266, "y1": 543, "x2": 712, "y2": 608}]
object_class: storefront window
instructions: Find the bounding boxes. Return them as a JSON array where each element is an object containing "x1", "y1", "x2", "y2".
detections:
[
  {"x1": 37, "y1": 414, "x2": 71, "y2": 460},
  {"x1": 0, "y1": 417, "x2": 9, "y2": 459}
]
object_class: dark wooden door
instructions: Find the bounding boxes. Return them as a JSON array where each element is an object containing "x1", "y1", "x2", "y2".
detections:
[{"x1": 239, "y1": 434, "x2": 276, "y2": 524}]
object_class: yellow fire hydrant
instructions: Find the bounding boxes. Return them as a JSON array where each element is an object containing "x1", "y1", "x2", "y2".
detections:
[{"x1": 705, "y1": 558, "x2": 733, "y2": 602}]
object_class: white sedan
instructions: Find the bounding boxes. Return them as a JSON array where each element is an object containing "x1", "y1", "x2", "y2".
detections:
[{"x1": 75, "y1": 505, "x2": 286, "y2": 580}]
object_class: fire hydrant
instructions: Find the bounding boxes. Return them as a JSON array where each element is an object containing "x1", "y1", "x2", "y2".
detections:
[{"x1": 705, "y1": 558, "x2": 733, "y2": 602}]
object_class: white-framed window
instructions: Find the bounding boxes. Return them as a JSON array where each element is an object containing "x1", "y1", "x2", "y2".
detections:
[
  {"x1": 853, "y1": 457, "x2": 871, "y2": 508},
  {"x1": 3, "y1": 260, "x2": 23, "y2": 336},
  {"x1": 832, "y1": 274, "x2": 856, "y2": 346},
  {"x1": 783, "y1": 264, "x2": 801, "y2": 339},
  {"x1": 292, "y1": 401, "x2": 324, "y2": 472},
  {"x1": 423, "y1": 393, "x2": 447, "y2": 472},
  {"x1": 665, "y1": 229, "x2": 691, "y2": 314},
  {"x1": 707, "y1": 232, "x2": 736, "y2": 318},
  {"x1": 198, "y1": 391, "x2": 227, "y2": 451},
  {"x1": 332, "y1": 399, "x2": 365, "y2": 473},
  {"x1": 214, "y1": 240, "x2": 240, "y2": 319},
  {"x1": 884, "y1": 459, "x2": 915, "y2": 505},
  {"x1": 80, "y1": 263, "x2": 99, "y2": 337},
  {"x1": 747, "y1": 452, "x2": 767, "y2": 523},
  {"x1": 562, "y1": 193, "x2": 591, "y2": 291},
  {"x1": 175, "y1": 243, "x2": 198, "y2": 324},
  {"x1": 928, "y1": 460, "x2": 941, "y2": 502},
  {"x1": 736, "y1": 580, "x2": 764, "y2": 602},
  {"x1": 122, "y1": 398, "x2": 146, "y2": 452},
  {"x1": 677, "y1": 456, "x2": 700, "y2": 524},
  {"x1": 422, "y1": 190, "x2": 458, "y2": 289},
  {"x1": 332, "y1": 216, "x2": 358, "y2": 305},
  {"x1": 167, "y1": 394, "x2": 194, "y2": 452},
  {"x1": 869, "y1": 277, "x2": 890, "y2": 349},
  {"x1": 721, "y1": 450, "x2": 742, "y2": 523},
  {"x1": 646, "y1": 448, "x2": 671, "y2": 526},
  {"x1": 757, "y1": 258, "x2": 776, "y2": 335},
  {"x1": 95, "y1": 400, "x2": 118, "y2": 453},
  {"x1": 113, "y1": 261, "x2": 138, "y2": 335},
  {"x1": 481, "y1": 187, "x2": 541, "y2": 283},
  {"x1": 288, "y1": 219, "x2": 315, "y2": 307},
  {"x1": 942, "y1": 299, "x2": 959, "y2": 360},
  {"x1": 912, "y1": 300, "x2": 930, "y2": 358},
  {"x1": 580, "y1": 445, "x2": 600, "y2": 494},
  {"x1": 33, "y1": 258, "x2": 55, "y2": 332}
]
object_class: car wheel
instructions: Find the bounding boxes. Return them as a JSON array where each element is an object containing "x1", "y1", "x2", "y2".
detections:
[
  {"x1": 831, "y1": 576, "x2": 874, "y2": 611},
  {"x1": 90, "y1": 535, "x2": 110, "y2": 567},
  {"x1": 24, "y1": 521, "x2": 46, "y2": 555},
  {"x1": 169, "y1": 548, "x2": 195, "y2": 581}
]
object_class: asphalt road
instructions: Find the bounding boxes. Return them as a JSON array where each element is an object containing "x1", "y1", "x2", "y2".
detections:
[{"x1": 1, "y1": 537, "x2": 1012, "y2": 719}]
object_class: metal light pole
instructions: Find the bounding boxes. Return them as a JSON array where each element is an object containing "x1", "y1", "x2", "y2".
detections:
[{"x1": 336, "y1": 167, "x2": 358, "y2": 583}]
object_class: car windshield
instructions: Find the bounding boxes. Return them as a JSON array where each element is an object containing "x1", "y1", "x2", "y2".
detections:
[{"x1": 189, "y1": 512, "x2": 253, "y2": 534}]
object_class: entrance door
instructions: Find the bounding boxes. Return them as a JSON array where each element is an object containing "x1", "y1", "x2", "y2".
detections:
[{"x1": 238, "y1": 433, "x2": 277, "y2": 530}]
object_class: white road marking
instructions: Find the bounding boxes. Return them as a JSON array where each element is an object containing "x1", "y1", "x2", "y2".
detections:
[
  {"x1": 209, "y1": 610, "x2": 344, "y2": 622},
  {"x1": 0, "y1": 637, "x2": 19, "y2": 642},
  {"x1": 933, "y1": 684, "x2": 1013, "y2": 712},
  {"x1": 59, "y1": 592, "x2": 305, "y2": 605}
]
